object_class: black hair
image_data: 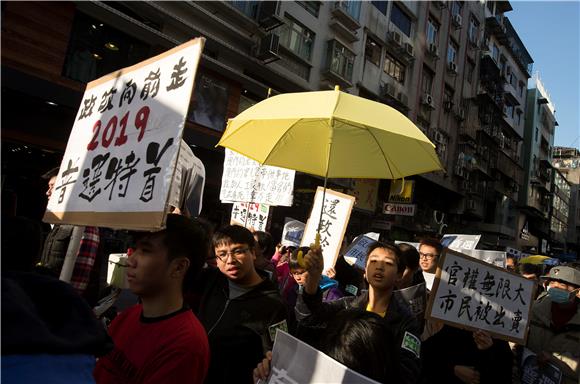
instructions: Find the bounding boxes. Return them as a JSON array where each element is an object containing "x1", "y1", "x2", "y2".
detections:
[
  {"x1": 42, "y1": 167, "x2": 60, "y2": 180},
  {"x1": 519, "y1": 263, "x2": 539, "y2": 276},
  {"x1": 319, "y1": 309, "x2": 400, "y2": 383},
  {"x1": 254, "y1": 231, "x2": 275, "y2": 260},
  {"x1": 132, "y1": 214, "x2": 209, "y2": 291},
  {"x1": 398, "y1": 243, "x2": 420, "y2": 271},
  {"x1": 213, "y1": 225, "x2": 255, "y2": 249},
  {"x1": 289, "y1": 246, "x2": 310, "y2": 270},
  {"x1": 366, "y1": 241, "x2": 404, "y2": 273},
  {"x1": 419, "y1": 238, "x2": 443, "y2": 255}
]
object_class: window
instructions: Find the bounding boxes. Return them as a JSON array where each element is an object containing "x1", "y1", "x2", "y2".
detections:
[
  {"x1": 466, "y1": 60, "x2": 475, "y2": 84},
  {"x1": 436, "y1": 135, "x2": 449, "y2": 162},
  {"x1": 517, "y1": 110, "x2": 522, "y2": 125},
  {"x1": 422, "y1": 67, "x2": 434, "y2": 95},
  {"x1": 492, "y1": 43, "x2": 500, "y2": 63},
  {"x1": 297, "y1": 1, "x2": 320, "y2": 17},
  {"x1": 535, "y1": 127, "x2": 539, "y2": 142},
  {"x1": 506, "y1": 103, "x2": 514, "y2": 118},
  {"x1": 447, "y1": 41, "x2": 458, "y2": 64},
  {"x1": 451, "y1": 1, "x2": 462, "y2": 17},
  {"x1": 468, "y1": 17, "x2": 479, "y2": 44},
  {"x1": 427, "y1": 19, "x2": 439, "y2": 45},
  {"x1": 391, "y1": 3, "x2": 412, "y2": 37},
  {"x1": 328, "y1": 40, "x2": 355, "y2": 81},
  {"x1": 443, "y1": 87, "x2": 454, "y2": 112},
  {"x1": 365, "y1": 36, "x2": 381, "y2": 66},
  {"x1": 336, "y1": 1, "x2": 361, "y2": 21},
  {"x1": 519, "y1": 81, "x2": 525, "y2": 97},
  {"x1": 279, "y1": 16, "x2": 315, "y2": 61},
  {"x1": 372, "y1": 1, "x2": 388, "y2": 15},
  {"x1": 384, "y1": 53, "x2": 406, "y2": 83}
]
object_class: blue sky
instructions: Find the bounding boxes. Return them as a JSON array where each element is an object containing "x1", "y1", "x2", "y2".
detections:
[{"x1": 508, "y1": 1, "x2": 580, "y2": 149}]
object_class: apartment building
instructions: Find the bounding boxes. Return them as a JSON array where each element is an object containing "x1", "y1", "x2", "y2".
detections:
[{"x1": 518, "y1": 74, "x2": 557, "y2": 252}]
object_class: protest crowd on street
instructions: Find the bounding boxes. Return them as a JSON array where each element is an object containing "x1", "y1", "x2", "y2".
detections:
[{"x1": 1, "y1": 15, "x2": 579, "y2": 384}]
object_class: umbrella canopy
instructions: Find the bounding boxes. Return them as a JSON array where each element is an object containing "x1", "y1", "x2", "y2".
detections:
[
  {"x1": 218, "y1": 88, "x2": 443, "y2": 179},
  {"x1": 519, "y1": 255, "x2": 550, "y2": 265}
]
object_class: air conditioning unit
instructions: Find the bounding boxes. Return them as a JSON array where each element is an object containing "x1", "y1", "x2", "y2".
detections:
[
  {"x1": 452, "y1": 14, "x2": 462, "y2": 28},
  {"x1": 256, "y1": 33, "x2": 280, "y2": 63},
  {"x1": 382, "y1": 83, "x2": 397, "y2": 98},
  {"x1": 448, "y1": 61, "x2": 458, "y2": 74},
  {"x1": 397, "y1": 92, "x2": 409, "y2": 105},
  {"x1": 444, "y1": 101, "x2": 453, "y2": 111},
  {"x1": 405, "y1": 42, "x2": 414, "y2": 57},
  {"x1": 427, "y1": 43, "x2": 439, "y2": 57},
  {"x1": 389, "y1": 31, "x2": 403, "y2": 47},
  {"x1": 422, "y1": 93, "x2": 435, "y2": 109}
]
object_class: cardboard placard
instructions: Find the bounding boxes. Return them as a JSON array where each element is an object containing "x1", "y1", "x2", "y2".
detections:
[
  {"x1": 441, "y1": 234, "x2": 481, "y2": 252},
  {"x1": 426, "y1": 249, "x2": 536, "y2": 345},
  {"x1": 301, "y1": 187, "x2": 356, "y2": 273},
  {"x1": 220, "y1": 148, "x2": 295, "y2": 206},
  {"x1": 281, "y1": 218, "x2": 305, "y2": 248},
  {"x1": 44, "y1": 38, "x2": 205, "y2": 230},
  {"x1": 230, "y1": 202, "x2": 270, "y2": 232}
]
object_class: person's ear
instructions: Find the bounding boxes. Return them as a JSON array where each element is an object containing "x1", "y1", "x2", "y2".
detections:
[{"x1": 171, "y1": 257, "x2": 190, "y2": 278}]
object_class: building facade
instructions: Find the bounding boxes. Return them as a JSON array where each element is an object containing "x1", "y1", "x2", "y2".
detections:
[
  {"x1": 553, "y1": 146, "x2": 580, "y2": 255},
  {"x1": 518, "y1": 74, "x2": 558, "y2": 253},
  {"x1": 1, "y1": 1, "x2": 538, "y2": 247}
]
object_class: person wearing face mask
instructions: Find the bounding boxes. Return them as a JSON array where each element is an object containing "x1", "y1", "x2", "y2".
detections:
[{"x1": 526, "y1": 265, "x2": 580, "y2": 384}]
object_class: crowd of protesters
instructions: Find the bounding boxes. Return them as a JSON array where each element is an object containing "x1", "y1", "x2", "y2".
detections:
[{"x1": 2, "y1": 169, "x2": 579, "y2": 384}]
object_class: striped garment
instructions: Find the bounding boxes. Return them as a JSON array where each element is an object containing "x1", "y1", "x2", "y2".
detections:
[{"x1": 70, "y1": 226, "x2": 100, "y2": 294}]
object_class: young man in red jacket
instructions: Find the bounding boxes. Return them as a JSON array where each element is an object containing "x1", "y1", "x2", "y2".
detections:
[{"x1": 94, "y1": 214, "x2": 210, "y2": 384}]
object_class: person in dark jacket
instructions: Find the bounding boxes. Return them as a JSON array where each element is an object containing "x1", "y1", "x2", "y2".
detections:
[
  {"x1": 191, "y1": 225, "x2": 287, "y2": 384},
  {"x1": 420, "y1": 325, "x2": 513, "y2": 384},
  {"x1": 296, "y1": 241, "x2": 421, "y2": 384}
]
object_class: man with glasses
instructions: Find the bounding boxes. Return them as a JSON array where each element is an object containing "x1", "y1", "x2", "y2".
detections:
[
  {"x1": 191, "y1": 225, "x2": 287, "y2": 384},
  {"x1": 416, "y1": 238, "x2": 443, "y2": 292}
]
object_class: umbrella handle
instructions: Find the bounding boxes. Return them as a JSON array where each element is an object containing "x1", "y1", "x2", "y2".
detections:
[{"x1": 296, "y1": 233, "x2": 321, "y2": 269}]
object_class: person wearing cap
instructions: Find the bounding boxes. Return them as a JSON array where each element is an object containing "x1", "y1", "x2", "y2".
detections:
[{"x1": 526, "y1": 265, "x2": 580, "y2": 384}]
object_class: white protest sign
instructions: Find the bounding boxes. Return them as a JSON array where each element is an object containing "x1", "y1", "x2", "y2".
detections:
[
  {"x1": 44, "y1": 39, "x2": 204, "y2": 230},
  {"x1": 365, "y1": 232, "x2": 380, "y2": 241},
  {"x1": 344, "y1": 235, "x2": 376, "y2": 270},
  {"x1": 266, "y1": 330, "x2": 380, "y2": 384},
  {"x1": 441, "y1": 234, "x2": 481, "y2": 251},
  {"x1": 167, "y1": 140, "x2": 205, "y2": 217},
  {"x1": 462, "y1": 249, "x2": 507, "y2": 269},
  {"x1": 281, "y1": 218, "x2": 305, "y2": 248},
  {"x1": 426, "y1": 249, "x2": 536, "y2": 344},
  {"x1": 230, "y1": 202, "x2": 270, "y2": 232},
  {"x1": 220, "y1": 148, "x2": 295, "y2": 206},
  {"x1": 301, "y1": 187, "x2": 356, "y2": 273}
]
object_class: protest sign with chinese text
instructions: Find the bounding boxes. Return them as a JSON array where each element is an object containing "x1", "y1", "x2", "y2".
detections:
[
  {"x1": 426, "y1": 249, "x2": 536, "y2": 344},
  {"x1": 441, "y1": 234, "x2": 481, "y2": 252},
  {"x1": 344, "y1": 235, "x2": 376, "y2": 270},
  {"x1": 230, "y1": 202, "x2": 270, "y2": 232},
  {"x1": 220, "y1": 149, "x2": 295, "y2": 206},
  {"x1": 520, "y1": 348, "x2": 562, "y2": 384},
  {"x1": 394, "y1": 283, "x2": 427, "y2": 321},
  {"x1": 301, "y1": 187, "x2": 355, "y2": 273},
  {"x1": 44, "y1": 39, "x2": 204, "y2": 230},
  {"x1": 265, "y1": 330, "x2": 380, "y2": 384}
]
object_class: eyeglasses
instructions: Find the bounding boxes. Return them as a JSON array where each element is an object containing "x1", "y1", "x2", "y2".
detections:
[
  {"x1": 215, "y1": 247, "x2": 249, "y2": 261},
  {"x1": 419, "y1": 252, "x2": 439, "y2": 260}
]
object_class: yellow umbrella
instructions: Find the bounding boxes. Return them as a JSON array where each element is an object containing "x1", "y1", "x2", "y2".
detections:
[
  {"x1": 218, "y1": 87, "x2": 443, "y2": 179},
  {"x1": 519, "y1": 255, "x2": 550, "y2": 265},
  {"x1": 217, "y1": 87, "x2": 443, "y2": 260}
]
